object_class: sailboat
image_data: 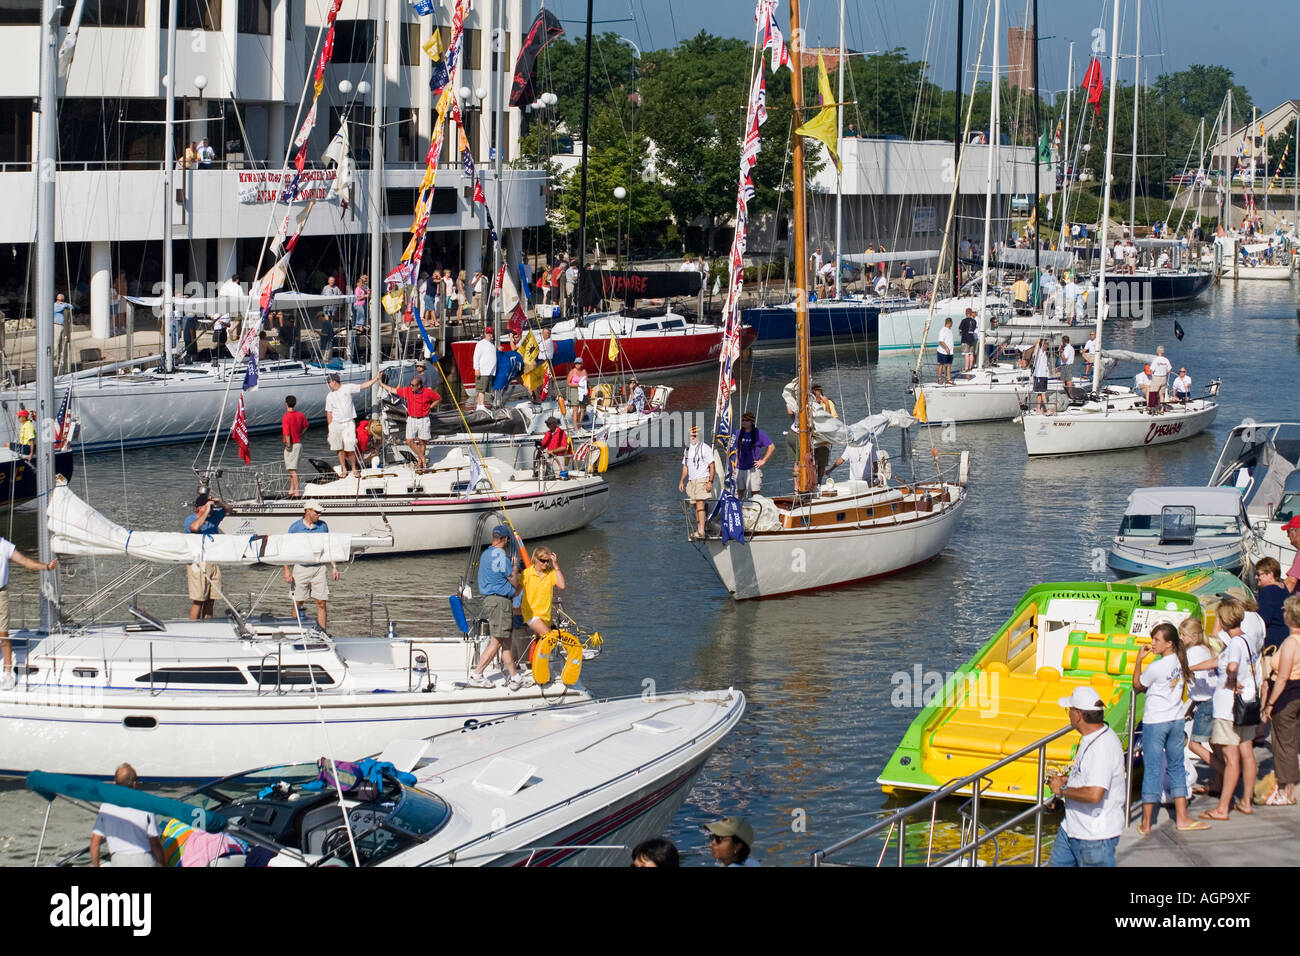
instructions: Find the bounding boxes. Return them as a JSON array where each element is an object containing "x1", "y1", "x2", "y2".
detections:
[
  {"x1": 1020, "y1": 0, "x2": 1219, "y2": 458},
  {"x1": 690, "y1": 0, "x2": 967, "y2": 601}
]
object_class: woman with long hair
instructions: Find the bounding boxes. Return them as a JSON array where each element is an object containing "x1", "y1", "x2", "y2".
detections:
[
  {"x1": 1133, "y1": 622, "x2": 1206, "y2": 833},
  {"x1": 1261, "y1": 595, "x2": 1300, "y2": 804},
  {"x1": 1181, "y1": 617, "x2": 1220, "y2": 773},
  {"x1": 1199, "y1": 597, "x2": 1262, "y2": 821}
]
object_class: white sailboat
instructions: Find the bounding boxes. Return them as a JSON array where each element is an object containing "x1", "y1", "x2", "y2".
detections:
[
  {"x1": 1020, "y1": 0, "x2": 1218, "y2": 458},
  {"x1": 690, "y1": 0, "x2": 968, "y2": 601}
]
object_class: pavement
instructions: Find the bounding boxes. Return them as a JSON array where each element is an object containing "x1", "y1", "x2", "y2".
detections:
[{"x1": 1116, "y1": 742, "x2": 1297, "y2": 867}]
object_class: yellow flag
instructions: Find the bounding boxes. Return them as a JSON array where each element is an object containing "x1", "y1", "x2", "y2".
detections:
[
  {"x1": 607, "y1": 332, "x2": 620, "y2": 362},
  {"x1": 519, "y1": 330, "x2": 540, "y2": 367},
  {"x1": 381, "y1": 289, "x2": 404, "y2": 315},
  {"x1": 912, "y1": 389, "x2": 928, "y2": 424},
  {"x1": 520, "y1": 362, "x2": 546, "y2": 394},
  {"x1": 422, "y1": 31, "x2": 443, "y2": 61},
  {"x1": 794, "y1": 53, "x2": 840, "y2": 172}
]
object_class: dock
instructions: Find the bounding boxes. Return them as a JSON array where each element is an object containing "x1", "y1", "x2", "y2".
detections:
[{"x1": 1116, "y1": 742, "x2": 1297, "y2": 867}]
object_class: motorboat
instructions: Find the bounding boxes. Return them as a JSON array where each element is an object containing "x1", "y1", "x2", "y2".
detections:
[
  {"x1": 219, "y1": 444, "x2": 609, "y2": 553},
  {"x1": 0, "y1": 445, "x2": 74, "y2": 509},
  {"x1": 0, "y1": 486, "x2": 591, "y2": 781},
  {"x1": 1207, "y1": 421, "x2": 1300, "y2": 569},
  {"x1": 878, "y1": 570, "x2": 1241, "y2": 803},
  {"x1": 30, "y1": 688, "x2": 746, "y2": 866},
  {"x1": 1107, "y1": 486, "x2": 1249, "y2": 575}
]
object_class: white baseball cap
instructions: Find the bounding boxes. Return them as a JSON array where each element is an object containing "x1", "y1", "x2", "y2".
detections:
[{"x1": 1057, "y1": 687, "x2": 1104, "y2": 710}]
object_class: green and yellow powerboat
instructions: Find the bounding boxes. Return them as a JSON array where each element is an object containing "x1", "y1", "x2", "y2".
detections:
[{"x1": 878, "y1": 569, "x2": 1243, "y2": 803}]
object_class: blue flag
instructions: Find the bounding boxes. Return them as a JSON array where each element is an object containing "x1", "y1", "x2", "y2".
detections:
[
  {"x1": 484, "y1": 208, "x2": 499, "y2": 243},
  {"x1": 517, "y1": 261, "x2": 532, "y2": 302},
  {"x1": 493, "y1": 349, "x2": 524, "y2": 391},
  {"x1": 242, "y1": 355, "x2": 259, "y2": 391},
  {"x1": 710, "y1": 492, "x2": 746, "y2": 545}
]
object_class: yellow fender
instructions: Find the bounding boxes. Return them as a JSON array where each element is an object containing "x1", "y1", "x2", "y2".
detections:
[
  {"x1": 593, "y1": 441, "x2": 610, "y2": 473},
  {"x1": 531, "y1": 629, "x2": 584, "y2": 686}
]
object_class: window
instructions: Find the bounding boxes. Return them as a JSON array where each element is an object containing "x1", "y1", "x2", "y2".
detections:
[
  {"x1": 81, "y1": 0, "x2": 146, "y2": 27},
  {"x1": 0, "y1": 100, "x2": 33, "y2": 165},
  {"x1": 428, "y1": 187, "x2": 458, "y2": 215},
  {"x1": 386, "y1": 186, "x2": 415, "y2": 217},
  {"x1": 135, "y1": 666, "x2": 248, "y2": 684},
  {"x1": 329, "y1": 19, "x2": 375, "y2": 64},
  {"x1": 399, "y1": 21, "x2": 419, "y2": 66},
  {"x1": 247, "y1": 664, "x2": 335, "y2": 685},
  {"x1": 0, "y1": 0, "x2": 39, "y2": 24},
  {"x1": 161, "y1": 0, "x2": 222, "y2": 31},
  {"x1": 396, "y1": 108, "x2": 417, "y2": 163},
  {"x1": 237, "y1": 0, "x2": 271, "y2": 34},
  {"x1": 462, "y1": 28, "x2": 480, "y2": 69}
]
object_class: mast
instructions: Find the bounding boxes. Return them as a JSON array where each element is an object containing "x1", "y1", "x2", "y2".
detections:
[
  {"x1": 368, "y1": 0, "x2": 385, "y2": 386},
  {"x1": 576, "y1": 0, "x2": 594, "y2": 281},
  {"x1": 1226, "y1": 88, "x2": 1231, "y2": 231},
  {"x1": 492, "y1": 0, "x2": 506, "y2": 317},
  {"x1": 1128, "y1": 0, "x2": 1139, "y2": 235},
  {"x1": 1063, "y1": 43, "x2": 1072, "y2": 234},
  {"x1": 162, "y1": 0, "x2": 178, "y2": 372},
  {"x1": 790, "y1": 0, "x2": 812, "y2": 494},
  {"x1": 1092, "y1": 0, "x2": 1122, "y2": 395},
  {"x1": 975, "y1": 0, "x2": 998, "y2": 372},
  {"x1": 951, "y1": 0, "x2": 963, "y2": 295},
  {"x1": 1031, "y1": 0, "x2": 1040, "y2": 281},
  {"x1": 1293, "y1": 111, "x2": 1297, "y2": 231},
  {"x1": 833, "y1": 0, "x2": 844, "y2": 300},
  {"x1": 36, "y1": 0, "x2": 59, "y2": 626}
]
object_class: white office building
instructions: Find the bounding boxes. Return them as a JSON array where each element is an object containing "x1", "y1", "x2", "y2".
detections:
[{"x1": 0, "y1": 0, "x2": 546, "y2": 335}]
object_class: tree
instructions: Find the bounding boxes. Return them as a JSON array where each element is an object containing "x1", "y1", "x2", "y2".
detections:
[
  {"x1": 1151, "y1": 64, "x2": 1252, "y2": 125},
  {"x1": 532, "y1": 32, "x2": 640, "y2": 134}
]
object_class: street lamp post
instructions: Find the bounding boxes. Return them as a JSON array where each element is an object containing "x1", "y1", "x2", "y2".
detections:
[{"x1": 613, "y1": 185, "x2": 627, "y2": 267}]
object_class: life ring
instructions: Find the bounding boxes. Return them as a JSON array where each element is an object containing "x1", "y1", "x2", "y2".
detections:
[{"x1": 531, "y1": 628, "x2": 583, "y2": 686}]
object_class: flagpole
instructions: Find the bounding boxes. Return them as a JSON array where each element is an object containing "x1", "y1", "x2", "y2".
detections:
[
  {"x1": 1032, "y1": 0, "x2": 1040, "y2": 285},
  {"x1": 493, "y1": 0, "x2": 507, "y2": 325},
  {"x1": 1128, "y1": 0, "x2": 1140, "y2": 236},
  {"x1": 975, "y1": 0, "x2": 997, "y2": 373},
  {"x1": 951, "y1": 0, "x2": 962, "y2": 296},
  {"x1": 833, "y1": 0, "x2": 844, "y2": 300},
  {"x1": 162, "y1": 0, "x2": 177, "y2": 373},
  {"x1": 37, "y1": 0, "x2": 60, "y2": 626},
  {"x1": 369, "y1": 0, "x2": 385, "y2": 392},
  {"x1": 576, "y1": 0, "x2": 594, "y2": 286},
  {"x1": 1063, "y1": 42, "x2": 1072, "y2": 238},
  {"x1": 1093, "y1": 0, "x2": 1122, "y2": 396},
  {"x1": 790, "y1": 0, "x2": 812, "y2": 495}
]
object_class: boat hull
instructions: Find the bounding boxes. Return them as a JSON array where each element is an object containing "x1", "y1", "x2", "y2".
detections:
[
  {"x1": 223, "y1": 480, "x2": 610, "y2": 552},
  {"x1": 1023, "y1": 400, "x2": 1217, "y2": 457},
  {"x1": 0, "y1": 450, "x2": 74, "y2": 508},
  {"x1": 740, "y1": 301, "x2": 879, "y2": 348},
  {"x1": 1106, "y1": 543, "x2": 1244, "y2": 576}
]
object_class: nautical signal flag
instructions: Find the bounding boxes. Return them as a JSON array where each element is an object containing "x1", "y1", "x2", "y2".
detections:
[
  {"x1": 1082, "y1": 58, "x2": 1104, "y2": 116},
  {"x1": 607, "y1": 332, "x2": 620, "y2": 363},
  {"x1": 472, "y1": 178, "x2": 486, "y2": 205},
  {"x1": 509, "y1": 9, "x2": 564, "y2": 108},
  {"x1": 911, "y1": 389, "x2": 928, "y2": 424},
  {"x1": 425, "y1": 30, "x2": 449, "y2": 92},
  {"x1": 794, "y1": 52, "x2": 841, "y2": 173},
  {"x1": 1173, "y1": 320, "x2": 1185, "y2": 341},
  {"x1": 232, "y1": 396, "x2": 251, "y2": 464}
]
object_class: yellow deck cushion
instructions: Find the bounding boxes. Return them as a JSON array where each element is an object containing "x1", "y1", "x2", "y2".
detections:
[
  {"x1": 1001, "y1": 729, "x2": 1079, "y2": 760},
  {"x1": 930, "y1": 721, "x2": 1012, "y2": 755}
]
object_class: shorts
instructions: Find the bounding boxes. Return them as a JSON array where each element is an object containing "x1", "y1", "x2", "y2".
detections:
[
  {"x1": 738, "y1": 467, "x2": 762, "y2": 493},
  {"x1": 475, "y1": 375, "x2": 495, "y2": 396},
  {"x1": 187, "y1": 562, "x2": 223, "y2": 602},
  {"x1": 937, "y1": 352, "x2": 953, "y2": 365},
  {"x1": 1175, "y1": 391, "x2": 1189, "y2": 402},
  {"x1": 962, "y1": 340, "x2": 975, "y2": 354},
  {"x1": 482, "y1": 594, "x2": 512, "y2": 639},
  {"x1": 1059, "y1": 362, "x2": 1074, "y2": 381},
  {"x1": 0, "y1": 587, "x2": 8, "y2": 632},
  {"x1": 283, "y1": 442, "x2": 302, "y2": 470},
  {"x1": 686, "y1": 478, "x2": 712, "y2": 501},
  {"x1": 405, "y1": 416, "x2": 432, "y2": 441},
  {"x1": 1210, "y1": 717, "x2": 1257, "y2": 746},
  {"x1": 292, "y1": 564, "x2": 329, "y2": 602},
  {"x1": 1033, "y1": 376, "x2": 1048, "y2": 393},
  {"x1": 567, "y1": 385, "x2": 585, "y2": 405},
  {"x1": 1190, "y1": 698, "x2": 1214, "y2": 742},
  {"x1": 814, "y1": 444, "x2": 830, "y2": 471},
  {"x1": 328, "y1": 421, "x2": 356, "y2": 452}
]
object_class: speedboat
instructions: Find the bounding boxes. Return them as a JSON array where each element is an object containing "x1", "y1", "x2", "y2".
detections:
[
  {"x1": 878, "y1": 570, "x2": 1241, "y2": 803},
  {"x1": 219, "y1": 445, "x2": 610, "y2": 554},
  {"x1": 29, "y1": 688, "x2": 746, "y2": 866},
  {"x1": 1207, "y1": 421, "x2": 1300, "y2": 569},
  {"x1": 1, "y1": 486, "x2": 592, "y2": 781},
  {"x1": 1107, "y1": 486, "x2": 1248, "y2": 575}
]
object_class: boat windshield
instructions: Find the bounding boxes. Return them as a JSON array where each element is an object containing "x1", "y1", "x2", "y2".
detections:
[
  {"x1": 1119, "y1": 512, "x2": 1240, "y2": 539},
  {"x1": 192, "y1": 762, "x2": 324, "y2": 809},
  {"x1": 1275, "y1": 491, "x2": 1300, "y2": 523}
]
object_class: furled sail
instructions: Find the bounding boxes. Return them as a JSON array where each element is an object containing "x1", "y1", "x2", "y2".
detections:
[
  {"x1": 781, "y1": 381, "x2": 916, "y2": 445},
  {"x1": 47, "y1": 485, "x2": 389, "y2": 564}
]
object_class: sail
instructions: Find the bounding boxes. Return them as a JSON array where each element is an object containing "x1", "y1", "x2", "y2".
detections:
[
  {"x1": 46, "y1": 486, "x2": 388, "y2": 565},
  {"x1": 781, "y1": 381, "x2": 916, "y2": 444}
]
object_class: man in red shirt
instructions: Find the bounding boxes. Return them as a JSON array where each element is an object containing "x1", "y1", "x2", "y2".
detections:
[
  {"x1": 377, "y1": 375, "x2": 441, "y2": 470},
  {"x1": 281, "y1": 395, "x2": 310, "y2": 496},
  {"x1": 538, "y1": 416, "x2": 569, "y2": 474}
]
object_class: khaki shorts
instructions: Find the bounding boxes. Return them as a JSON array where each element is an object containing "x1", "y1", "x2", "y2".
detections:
[
  {"x1": 405, "y1": 416, "x2": 432, "y2": 441},
  {"x1": 475, "y1": 375, "x2": 495, "y2": 396},
  {"x1": 0, "y1": 587, "x2": 8, "y2": 632},
  {"x1": 686, "y1": 478, "x2": 712, "y2": 501},
  {"x1": 738, "y1": 468, "x2": 762, "y2": 493},
  {"x1": 292, "y1": 564, "x2": 329, "y2": 602},
  {"x1": 283, "y1": 442, "x2": 302, "y2": 470},
  {"x1": 187, "y1": 562, "x2": 223, "y2": 602},
  {"x1": 482, "y1": 594, "x2": 512, "y2": 640},
  {"x1": 328, "y1": 421, "x2": 356, "y2": 452},
  {"x1": 1210, "y1": 717, "x2": 1257, "y2": 746}
]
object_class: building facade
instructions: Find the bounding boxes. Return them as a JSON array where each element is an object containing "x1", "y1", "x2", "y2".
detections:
[{"x1": 1, "y1": 0, "x2": 546, "y2": 334}]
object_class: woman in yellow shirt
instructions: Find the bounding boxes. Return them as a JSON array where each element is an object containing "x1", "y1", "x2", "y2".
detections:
[{"x1": 520, "y1": 547, "x2": 566, "y2": 639}]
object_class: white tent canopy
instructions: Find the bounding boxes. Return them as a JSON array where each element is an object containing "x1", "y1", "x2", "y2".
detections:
[{"x1": 47, "y1": 485, "x2": 390, "y2": 564}]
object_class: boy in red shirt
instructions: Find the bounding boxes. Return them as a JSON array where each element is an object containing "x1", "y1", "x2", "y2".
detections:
[{"x1": 281, "y1": 395, "x2": 310, "y2": 496}]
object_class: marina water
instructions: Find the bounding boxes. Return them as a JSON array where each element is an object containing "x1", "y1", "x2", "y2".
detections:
[{"x1": 1, "y1": 279, "x2": 1295, "y2": 866}]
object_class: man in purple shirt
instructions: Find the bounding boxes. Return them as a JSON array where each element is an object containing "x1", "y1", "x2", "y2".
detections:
[{"x1": 736, "y1": 412, "x2": 774, "y2": 500}]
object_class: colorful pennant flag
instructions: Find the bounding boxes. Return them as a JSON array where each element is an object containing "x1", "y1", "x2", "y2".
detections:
[
  {"x1": 794, "y1": 52, "x2": 840, "y2": 173},
  {"x1": 232, "y1": 395, "x2": 251, "y2": 464}
]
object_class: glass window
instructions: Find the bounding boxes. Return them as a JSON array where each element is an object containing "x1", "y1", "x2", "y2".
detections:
[
  {"x1": 0, "y1": 0, "x2": 39, "y2": 25},
  {"x1": 396, "y1": 108, "x2": 416, "y2": 163},
  {"x1": 135, "y1": 666, "x2": 248, "y2": 684},
  {"x1": 1118, "y1": 515, "x2": 1158, "y2": 537},
  {"x1": 161, "y1": 0, "x2": 222, "y2": 31},
  {"x1": 237, "y1": 0, "x2": 271, "y2": 34},
  {"x1": 247, "y1": 664, "x2": 335, "y2": 685},
  {"x1": 399, "y1": 21, "x2": 419, "y2": 66},
  {"x1": 82, "y1": 0, "x2": 146, "y2": 27},
  {"x1": 462, "y1": 28, "x2": 480, "y2": 69},
  {"x1": 329, "y1": 19, "x2": 375, "y2": 64},
  {"x1": 1159, "y1": 506, "x2": 1196, "y2": 544}
]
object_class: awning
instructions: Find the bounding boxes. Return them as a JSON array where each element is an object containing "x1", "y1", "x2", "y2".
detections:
[
  {"x1": 125, "y1": 291, "x2": 349, "y2": 317},
  {"x1": 995, "y1": 245, "x2": 1075, "y2": 269},
  {"x1": 1123, "y1": 486, "x2": 1243, "y2": 517},
  {"x1": 841, "y1": 249, "x2": 942, "y2": 265}
]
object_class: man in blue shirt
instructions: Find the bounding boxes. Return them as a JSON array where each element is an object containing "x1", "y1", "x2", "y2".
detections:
[
  {"x1": 282, "y1": 501, "x2": 338, "y2": 630},
  {"x1": 624, "y1": 377, "x2": 647, "y2": 414},
  {"x1": 184, "y1": 492, "x2": 225, "y2": 620},
  {"x1": 736, "y1": 412, "x2": 774, "y2": 499},
  {"x1": 467, "y1": 524, "x2": 526, "y2": 691}
]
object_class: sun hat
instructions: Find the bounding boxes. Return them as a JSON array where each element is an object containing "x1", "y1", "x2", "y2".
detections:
[
  {"x1": 1058, "y1": 686, "x2": 1105, "y2": 711},
  {"x1": 703, "y1": 817, "x2": 754, "y2": 849},
  {"x1": 302, "y1": 500, "x2": 325, "y2": 514}
]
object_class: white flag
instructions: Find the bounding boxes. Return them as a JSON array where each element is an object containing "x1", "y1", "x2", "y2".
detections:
[
  {"x1": 56, "y1": 0, "x2": 86, "y2": 77},
  {"x1": 1046, "y1": 195, "x2": 1053, "y2": 222},
  {"x1": 466, "y1": 456, "x2": 486, "y2": 496},
  {"x1": 323, "y1": 123, "x2": 356, "y2": 206},
  {"x1": 711, "y1": 275, "x2": 721, "y2": 296}
]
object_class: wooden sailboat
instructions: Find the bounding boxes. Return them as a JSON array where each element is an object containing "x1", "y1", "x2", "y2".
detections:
[
  {"x1": 691, "y1": 0, "x2": 967, "y2": 600},
  {"x1": 1019, "y1": 0, "x2": 1218, "y2": 458}
]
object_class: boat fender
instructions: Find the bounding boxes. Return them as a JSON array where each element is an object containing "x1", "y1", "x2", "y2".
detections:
[
  {"x1": 593, "y1": 441, "x2": 609, "y2": 473},
  {"x1": 531, "y1": 629, "x2": 584, "y2": 686}
]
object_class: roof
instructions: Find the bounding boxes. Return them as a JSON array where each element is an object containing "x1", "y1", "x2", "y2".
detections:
[{"x1": 1124, "y1": 486, "x2": 1243, "y2": 516}]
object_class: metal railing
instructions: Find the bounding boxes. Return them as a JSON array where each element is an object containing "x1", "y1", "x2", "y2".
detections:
[{"x1": 811, "y1": 725, "x2": 1075, "y2": 868}]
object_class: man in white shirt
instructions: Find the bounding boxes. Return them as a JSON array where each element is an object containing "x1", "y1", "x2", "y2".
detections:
[
  {"x1": 828, "y1": 441, "x2": 877, "y2": 484},
  {"x1": 91, "y1": 764, "x2": 166, "y2": 867},
  {"x1": 678, "y1": 425, "x2": 714, "y2": 540},
  {"x1": 1134, "y1": 364, "x2": 1153, "y2": 408},
  {"x1": 678, "y1": 258, "x2": 699, "y2": 273},
  {"x1": 325, "y1": 371, "x2": 380, "y2": 477},
  {"x1": 217, "y1": 274, "x2": 243, "y2": 316},
  {"x1": 472, "y1": 326, "x2": 498, "y2": 409},
  {"x1": 1080, "y1": 330, "x2": 1098, "y2": 371},
  {"x1": 1172, "y1": 366, "x2": 1192, "y2": 403},
  {"x1": 1031, "y1": 338, "x2": 1051, "y2": 412},
  {"x1": 197, "y1": 138, "x2": 215, "y2": 167},
  {"x1": 936, "y1": 318, "x2": 954, "y2": 385},
  {"x1": 320, "y1": 275, "x2": 344, "y2": 320},
  {"x1": 1046, "y1": 687, "x2": 1127, "y2": 866},
  {"x1": 1062, "y1": 275, "x2": 1080, "y2": 321},
  {"x1": 565, "y1": 263, "x2": 579, "y2": 315},
  {"x1": 1057, "y1": 336, "x2": 1075, "y2": 386},
  {"x1": 1149, "y1": 345, "x2": 1172, "y2": 404}
]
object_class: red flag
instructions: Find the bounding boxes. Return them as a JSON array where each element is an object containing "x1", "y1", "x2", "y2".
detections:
[
  {"x1": 493, "y1": 264, "x2": 506, "y2": 295},
  {"x1": 232, "y1": 396, "x2": 251, "y2": 465},
  {"x1": 508, "y1": 303, "x2": 525, "y2": 338},
  {"x1": 1082, "y1": 57, "x2": 1104, "y2": 116},
  {"x1": 472, "y1": 179, "x2": 486, "y2": 205}
]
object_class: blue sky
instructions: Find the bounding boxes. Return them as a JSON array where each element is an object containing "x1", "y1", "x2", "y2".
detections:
[{"x1": 539, "y1": 0, "x2": 1288, "y2": 113}]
